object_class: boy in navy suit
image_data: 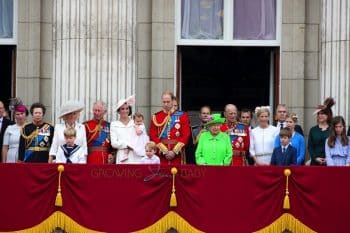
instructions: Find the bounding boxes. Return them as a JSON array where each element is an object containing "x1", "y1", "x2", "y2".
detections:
[{"x1": 271, "y1": 128, "x2": 297, "y2": 166}]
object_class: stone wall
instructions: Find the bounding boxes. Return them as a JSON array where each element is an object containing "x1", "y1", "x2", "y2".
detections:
[{"x1": 17, "y1": 0, "x2": 53, "y2": 121}]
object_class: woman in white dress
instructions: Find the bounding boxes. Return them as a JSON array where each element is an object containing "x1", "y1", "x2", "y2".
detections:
[
  {"x1": 2, "y1": 103, "x2": 28, "y2": 163},
  {"x1": 49, "y1": 100, "x2": 88, "y2": 163},
  {"x1": 110, "y1": 95, "x2": 142, "y2": 164},
  {"x1": 249, "y1": 106, "x2": 279, "y2": 165}
]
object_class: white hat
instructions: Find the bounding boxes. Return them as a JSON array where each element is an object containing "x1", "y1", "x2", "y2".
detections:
[
  {"x1": 58, "y1": 100, "x2": 84, "y2": 118},
  {"x1": 116, "y1": 95, "x2": 135, "y2": 112}
]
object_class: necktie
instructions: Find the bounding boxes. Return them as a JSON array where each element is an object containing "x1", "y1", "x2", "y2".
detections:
[
  {"x1": 282, "y1": 147, "x2": 286, "y2": 153},
  {"x1": 280, "y1": 122, "x2": 284, "y2": 129}
]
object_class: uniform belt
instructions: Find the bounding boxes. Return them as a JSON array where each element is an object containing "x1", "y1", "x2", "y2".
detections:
[
  {"x1": 161, "y1": 139, "x2": 178, "y2": 145},
  {"x1": 233, "y1": 151, "x2": 246, "y2": 156},
  {"x1": 28, "y1": 147, "x2": 49, "y2": 151},
  {"x1": 88, "y1": 146, "x2": 109, "y2": 153},
  {"x1": 255, "y1": 153, "x2": 271, "y2": 157}
]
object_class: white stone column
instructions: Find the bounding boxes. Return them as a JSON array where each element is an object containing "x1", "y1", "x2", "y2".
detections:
[
  {"x1": 320, "y1": 0, "x2": 350, "y2": 121},
  {"x1": 52, "y1": 0, "x2": 136, "y2": 122}
]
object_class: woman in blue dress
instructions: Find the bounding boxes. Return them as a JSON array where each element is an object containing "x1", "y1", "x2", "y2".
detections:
[{"x1": 325, "y1": 116, "x2": 350, "y2": 166}]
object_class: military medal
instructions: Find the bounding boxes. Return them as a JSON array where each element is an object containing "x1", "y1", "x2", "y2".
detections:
[{"x1": 175, "y1": 131, "x2": 180, "y2": 137}]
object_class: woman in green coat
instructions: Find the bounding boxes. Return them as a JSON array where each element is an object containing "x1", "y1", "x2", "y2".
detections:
[{"x1": 195, "y1": 114, "x2": 233, "y2": 165}]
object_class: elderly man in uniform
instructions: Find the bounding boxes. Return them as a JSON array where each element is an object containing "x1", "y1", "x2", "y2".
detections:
[
  {"x1": 84, "y1": 101, "x2": 113, "y2": 164},
  {"x1": 149, "y1": 91, "x2": 191, "y2": 165},
  {"x1": 220, "y1": 104, "x2": 250, "y2": 166}
]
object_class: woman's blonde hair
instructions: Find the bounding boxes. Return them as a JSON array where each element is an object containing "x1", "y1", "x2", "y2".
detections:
[
  {"x1": 255, "y1": 106, "x2": 270, "y2": 117},
  {"x1": 145, "y1": 141, "x2": 157, "y2": 150},
  {"x1": 286, "y1": 113, "x2": 298, "y2": 123},
  {"x1": 64, "y1": 127, "x2": 76, "y2": 138}
]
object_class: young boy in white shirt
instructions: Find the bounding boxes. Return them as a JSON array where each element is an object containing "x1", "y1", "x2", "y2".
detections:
[
  {"x1": 56, "y1": 127, "x2": 86, "y2": 164},
  {"x1": 140, "y1": 141, "x2": 160, "y2": 164}
]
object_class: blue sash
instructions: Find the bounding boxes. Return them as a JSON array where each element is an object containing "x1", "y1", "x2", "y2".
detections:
[
  {"x1": 227, "y1": 123, "x2": 247, "y2": 142},
  {"x1": 160, "y1": 111, "x2": 184, "y2": 140},
  {"x1": 91, "y1": 123, "x2": 110, "y2": 146},
  {"x1": 23, "y1": 134, "x2": 47, "y2": 162}
]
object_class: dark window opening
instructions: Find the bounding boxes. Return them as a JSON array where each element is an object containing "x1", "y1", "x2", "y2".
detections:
[
  {"x1": 180, "y1": 46, "x2": 277, "y2": 113},
  {"x1": 0, "y1": 45, "x2": 16, "y2": 110}
]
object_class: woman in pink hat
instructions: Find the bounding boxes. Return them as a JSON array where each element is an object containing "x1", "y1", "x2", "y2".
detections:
[
  {"x1": 2, "y1": 101, "x2": 28, "y2": 162},
  {"x1": 110, "y1": 95, "x2": 143, "y2": 164}
]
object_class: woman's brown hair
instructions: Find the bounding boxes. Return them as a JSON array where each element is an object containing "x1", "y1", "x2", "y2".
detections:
[{"x1": 327, "y1": 116, "x2": 348, "y2": 148}]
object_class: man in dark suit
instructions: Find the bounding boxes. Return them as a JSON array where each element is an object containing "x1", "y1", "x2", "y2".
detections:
[
  {"x1": 274, "y1": 104, "x2": 304, "y2": 136},
  {"x1": 186, "y1": 105, "x2": 211, "y2": 164},
  {"x1": 271, "y1": 128, "x2": 297, "y2": 166},
  {"x1": 0, "y1": 101, "x2": 14, "y2": 162}
]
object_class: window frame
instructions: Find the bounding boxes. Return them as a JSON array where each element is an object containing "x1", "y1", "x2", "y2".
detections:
[
  {"x1": 0, "y1": 0, "x2": 18, "y2": 45},
  {"x1": 175, "y1": 0, "x2": 281, "y2": 47}
]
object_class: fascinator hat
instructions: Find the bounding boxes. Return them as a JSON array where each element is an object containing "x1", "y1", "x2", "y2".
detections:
[
  {"x1": 9, "y1": 98, "x2": 28, "y2": 114},
  {"x1": 205, "y1": 113, "x2": 225, "y2": 127},
  {"x1": 313, "y1": 97, "x2": 335, "y2": 115},
  {"x1": 58, "y1": 100, "x2": 84, "y2": 118},
  {"x1": 116, "y1": 95, "x2": 135, "y2": 112}
]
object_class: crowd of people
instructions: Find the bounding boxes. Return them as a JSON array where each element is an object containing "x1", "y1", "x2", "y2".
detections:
[{"x1": 0, "y1": 92, "x2": 349, "y2": 166}]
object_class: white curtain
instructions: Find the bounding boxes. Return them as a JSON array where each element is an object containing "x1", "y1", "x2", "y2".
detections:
[
  {"x1": 181, "y1": 0, "x2": 223, "y2": 39},
  {"x1": 234, "y1": 0, "x2": 276, "y2": 40},
  {"x1": 0, "y1": 0, "x2": 13, "y2": 38}
]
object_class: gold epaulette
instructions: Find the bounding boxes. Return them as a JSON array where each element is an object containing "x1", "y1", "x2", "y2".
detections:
[
  {"x1": 152, "y1": 113, "x2": 170, "y2": 127},
  {"x1": 86, "y1": 123, "x2": 102, "y2": 144},
  {"x1": 20, "y1": 123, "x2": 38, "y2": 140},
  {"x1": 85, "y1": 121, "x2": 101, "y2": 134}
]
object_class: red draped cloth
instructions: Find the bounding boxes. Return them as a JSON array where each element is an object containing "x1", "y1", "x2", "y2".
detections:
[{"x1": 0, "y1": 164, "x2": 349, "y2": 233}]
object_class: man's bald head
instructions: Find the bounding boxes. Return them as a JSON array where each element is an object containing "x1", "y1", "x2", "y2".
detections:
[{"x1": 224, "y1": 104, "x2": 238, "y2": 124}]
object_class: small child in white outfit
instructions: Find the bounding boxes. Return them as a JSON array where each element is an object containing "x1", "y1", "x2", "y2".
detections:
[
  {"x1": 141, "y1": 141, "x2": 160, "y2": 164},
  {"x1": 56, "y1": 127, "x2": 86, "y2": 164},
  {"x1": 131, "y1": 113, "x2": 149, "y2": 158}
]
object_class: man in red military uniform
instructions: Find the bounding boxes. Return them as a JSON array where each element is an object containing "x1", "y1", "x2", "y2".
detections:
[
  {"x1": 149, "y1": 91, "x2": 191, "y2": 165},
  {"x1": 220, "y1": 104, "x2": 250, "y2": 166},
  {"x1": 84, "y1": 101, "x2": 113, "y2": 164}
]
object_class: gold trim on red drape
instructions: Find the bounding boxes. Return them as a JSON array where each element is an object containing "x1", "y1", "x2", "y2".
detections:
[
  {"x1": 254, "y1": 213, "x2": 317, "y2": 233},
  {"x1": 5, "y1": 211, "x2": 105, "y2": 233},
  {"x1": 132, "y1": 211, "x2": 204, "y2": 233}
]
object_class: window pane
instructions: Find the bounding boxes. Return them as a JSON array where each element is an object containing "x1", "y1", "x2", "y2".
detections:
[
  {"x1": 0, "y1": 0, "x2": 14, "y2": 38},
  {"x1": 234, "y1": 0, "x2": 276, "y2": 40},
  {"x1": 181, "y1": 0, "x2": 223, "y2": 39}
]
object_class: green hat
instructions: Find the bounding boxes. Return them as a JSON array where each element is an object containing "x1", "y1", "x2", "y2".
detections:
[{"x1": 205, "y1": 113, "x2": 225, "y2": 127}]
